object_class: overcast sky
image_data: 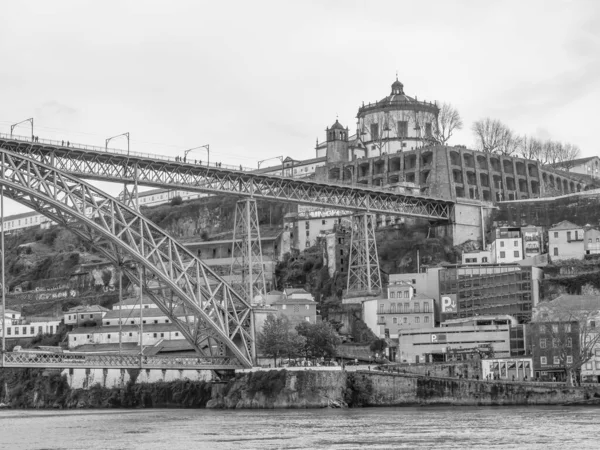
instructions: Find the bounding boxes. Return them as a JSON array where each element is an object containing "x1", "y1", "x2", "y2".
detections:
[{"x1": 1, "y1": 0, "x2": 599, "y2": 214}]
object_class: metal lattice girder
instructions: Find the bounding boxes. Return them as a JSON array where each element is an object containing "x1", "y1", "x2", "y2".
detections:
[
  {"x1": 346, "y1": 213, "x2": 382, "y2": 294},
  {"x1": 1, "y1": 351, "x2": 239, "y2": 370},
  {"x1": 230, "y1": 199, "x2": 267, "y2": 304},
  {"x1": 0, "y1": 135, "x2": 453, "y2": 220},
  {"x1": 0, "y1": 149, "x2": 254, "y2": 368}
]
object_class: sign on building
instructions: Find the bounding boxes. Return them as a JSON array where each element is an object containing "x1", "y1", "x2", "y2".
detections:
[
  {"x1": 441, "y1": 294, "x2": 457, "y2": 313},
  {"x1": 431, "y1": 333, "x2": 447, "y2": 343}
]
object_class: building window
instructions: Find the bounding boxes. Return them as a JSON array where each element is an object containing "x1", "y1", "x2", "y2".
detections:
[
  {"x1": 404, "y1": 291, "x2": 409, "y2": 298},
  {"x1": 500, "y1": 251, "x2": 506, "y2": 258},
  {"x1": 379, "y1": 316, "x2": 384, "y2": 323},
  {"x1": 415, "y1": 317, "x2": 420, "y2": 323},
  {"x1": 424, "y1": 303, "x2": 430, "y2": 313},
  {"x1": 175, "y1": 332, "x2": 179, "y2": 337},
  {"x1": 322, "y1": 220, "x2": 326, "y2": 225},
  {"x1": 553, "y1": 356, "x2": 560, "y2": 365},
  {"x1": 153, "y1": 333, "x2": 157, "y2": 338},
  {"x1": 514, "y1": 251, "x2": 519, "y2": 258},
  {"x1": 425, "y1": 123, "x2": 432, "y2": 137},
  {"x1": 567, "y1": 231, "x2": 571, "y2": 241},
  {"x1": 554, "y1": 232, "x2": 558, "y2": 238},
  {"x1": 500, "y1": 241, "x2": 505, "y2": 247},
  {"x1": 403, "y1": 317, "x2": 407, "y2": 324},
  {"x1": 566, "y1": 356, "x2": 573, "y2": 364},
  {"x1": 393, "y1": 120, "x2": 406, "y2": 138},
  {"x1": 596, "y1": 362, "x2": 600, "y2": 370},
  {"x1": 390, "y1": 292, "x2": 395, "y2": 299},
  {"x1": 404, "y1": 302, "x2": 409, "y2": 312},
  {"x1": 552, "y1": 338, "x2": 558, "y2": 348},
  {"x1": 370, "y1": 123, "x2": 379, "y2": 140},
  {"x1": 424, "y1": 316, "x2": 429, "y2": 323},
  {"x1": 552, "y1": 324, "x2": 559, "y2": 333},
  {"x1": 565, "y1": 323, "x2": 571, "y2": 333},
  {"x1": 393, "y1": 317, "x2": 398, "y2": 324},
  {"x1": 553, "y1": 248, "x2": 558, "y2": 256},
  {"x1": 567, "y1": 337, "x2": 572, "y2": 347},
  {"x1": 414, "y1": 302, "x2": 420, "y2": 313},
  {"x1": 379, "y1": 304, "x2": 384, "y2": 313},
  {"x1": 305, "y1": 305, "x2": 310, "y2": 310},
  {"x1": 482, "y1": 257, "x2": 488, "y2": 263},
  {"x1": 540, "y1": 356, "x2": 547, "y2": 365},
  {"x1": 514, "y1": 240, "x2": 518, "y2": 247},
  {"x1": 107, "y1": 334, "x2": 111, "y2": 339},
  {"x1": 305, "y1": 317, "x2": 310, "y2": 322},
  {"x1": 540, "y1": 338, "x2": 546, "y2": 348}
]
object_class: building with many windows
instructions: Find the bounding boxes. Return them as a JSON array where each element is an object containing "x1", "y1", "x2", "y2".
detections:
[
  {"x1": 438, "y1": 264, "x2": 542, "y2": 324},
  {"x1": 491, "y1": 227, "x2": 523, "y2": 264},
  {"x1": 362, "y1": 282, "x2": 435, "y2": 340},
  {"x1": 271, "y1": 288, "x2": 318, "y2": 327}
]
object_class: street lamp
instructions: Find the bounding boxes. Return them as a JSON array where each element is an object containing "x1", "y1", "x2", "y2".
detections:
[
  {"x1": 258, "y1": 156, "x2": 284, "y2": 176},
  {"x1": 10, "y1": 118, "x2": 34, "y2": 140},
  {"x1": 182, "y1": 144, "x2": 210, "y2": 166},
  {"x1": 105, "y1": 132, "x2": 130, "y2": 155}
]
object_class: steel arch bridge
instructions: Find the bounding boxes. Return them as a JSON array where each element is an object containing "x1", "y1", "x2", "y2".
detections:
[
  {"x1": 0, "y1": 149, "x2": 253, "y2": 368},
  {"x1": 0, "y1": 134, "x2": 453, "y2": 220}
]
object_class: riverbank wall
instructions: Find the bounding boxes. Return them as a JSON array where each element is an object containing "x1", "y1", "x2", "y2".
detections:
[{"x1": 2, "y1": 368, "x2": 599, "y2": 409}]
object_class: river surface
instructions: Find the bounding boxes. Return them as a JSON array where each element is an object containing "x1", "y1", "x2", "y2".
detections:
[{"x1": 1, "y1": 406, "x2": 599, "y2": 449}]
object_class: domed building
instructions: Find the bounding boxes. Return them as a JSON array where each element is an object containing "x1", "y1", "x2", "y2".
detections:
[{"x1": 357, "y1": 77, "x2": 439, "y2": 157}]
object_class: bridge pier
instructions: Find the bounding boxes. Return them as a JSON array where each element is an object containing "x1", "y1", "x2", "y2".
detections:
[
  {"x1": 343, "y1": 213, "x2": 382, "y2": 304},
  {"x1": 230, "y1": 198, "x2": 267, "y2": 305}
]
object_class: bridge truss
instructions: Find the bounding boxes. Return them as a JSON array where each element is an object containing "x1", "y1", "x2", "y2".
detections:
[
  {"x1": 0, "y1": 134, "x2": 453, "y2": 220},
  {"x1": 0, "y1": 149, "x2": 253, "y2": 368}
]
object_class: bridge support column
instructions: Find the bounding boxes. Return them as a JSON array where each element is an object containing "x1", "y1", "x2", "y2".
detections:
[
  {"x1": 230, "y1": 199, "x2": 267, "y2": 305},
  {"x1": 343, "y1": 213, "x2": 382, "y2": 303}
]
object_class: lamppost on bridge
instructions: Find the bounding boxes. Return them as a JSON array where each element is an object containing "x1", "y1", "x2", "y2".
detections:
[
  {"x1": 258, "y1": 156, "x2": 284, "y2": 176},
  {"x1": 183, "y1": 144, "x2": 210, "y2": 166},
  {"x1": 105, "y1": 132, "x2": 130, "y2": 155},
  {"x1": 10, "y1": 118, "x2": 34, "y2": 140}
]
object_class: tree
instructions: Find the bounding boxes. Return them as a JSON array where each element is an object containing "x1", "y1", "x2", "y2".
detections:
[
  {"x1": 532, "y1": 297, "x2": 600, "y2": 385},
  {"x1": 433, "y1": 103, "x2": 463, "y2": 145},
  {"x1": 472, "y1": 118, "x2": 506, "y2": 153},
  {"x1": 170, "y1": 195, "x2": 183, "y2": 206},
  {"x1": 296, "y1": 321, "x2": 341, "y2": 359},
  {"x1": 257, "y1": 314, "x2": 303, "y2": 367},
  {"x1": 520, "y1": 135, "x2": 543, "y2": 161},
  {"x1": 369, "y1": 338, "x2": 388, "y2": 354}
]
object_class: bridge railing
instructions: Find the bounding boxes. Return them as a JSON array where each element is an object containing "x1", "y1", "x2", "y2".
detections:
[
  {"x1": 0, "y1": 132, "x2": 255, "y2": 172},
  {"x1": 1, "y1": 351, "x2": 241, "y2": 369}
]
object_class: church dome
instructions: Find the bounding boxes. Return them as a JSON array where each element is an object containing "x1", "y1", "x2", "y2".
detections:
[{"x1": 329, "y1": 119, "x2": 345, "y2": 130}]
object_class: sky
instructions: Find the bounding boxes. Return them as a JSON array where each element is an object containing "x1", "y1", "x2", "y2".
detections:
[{"x1": 1, "y1": 0, "x2": 599, "y2": 215}]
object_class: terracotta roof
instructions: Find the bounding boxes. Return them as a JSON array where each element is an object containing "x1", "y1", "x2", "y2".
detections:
[
  {"x1": 550, "y1": 156, "x2": 599, "y2": 167},
  {"x1": 70, "y1": 323, "x2": 180, "y2": 334},
  {"x1": 273, "y1": 297, "x2": 315, "y2": 305},
  {"x1": 66, "y1": 305, "x2": 109, "y2": 314},
  {"x1": 549, "y1": 220, "x2": 582, "y2": 231},
  {"x1": 103, "y1": 307, "x2": 187, "y2": 320}
]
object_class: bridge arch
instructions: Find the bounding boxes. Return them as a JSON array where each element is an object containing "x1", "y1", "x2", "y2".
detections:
[{"x1": 0, "y1": 149, "x2": 254, "y2": 367}]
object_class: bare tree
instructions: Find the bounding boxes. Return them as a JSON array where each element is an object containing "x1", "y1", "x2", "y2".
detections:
[
  {"x1": 434, "y1": 103, "x2": 463, "y2": 145},
  {"x1": 556, "y1": 143, "x2": 581, "y2": 170},
  {"x1": 496, "y1": 128, "x2": 523, "y2": 156},
  {"x1": 533, "y1": 298, "x2": 600, "y2": 385},
  {"x1": 520, "y1": 135, "x2": 544, "y2": 161},
  {"x1": 472, "y1": 118, "x2": 506, "y2": 153},
  {"x1": 362, "y1": 111, "x2": 392, "y2": 156}
]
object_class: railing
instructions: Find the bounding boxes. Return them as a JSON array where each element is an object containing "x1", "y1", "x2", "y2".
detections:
[
  {"x1": 1, "y1": 351, "x2": 242, "y2": 369},
  {"x1": 0, "y1": 133, "x2": 255, "y2": 172}
]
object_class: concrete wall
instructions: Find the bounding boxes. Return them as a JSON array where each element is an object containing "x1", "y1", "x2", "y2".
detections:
[
  {"x1": 363, "y1": 371, "x2": 598, "y2": 406},
  {"x1": 63, "y1": 367, "x2": 212, "y2": 389}
]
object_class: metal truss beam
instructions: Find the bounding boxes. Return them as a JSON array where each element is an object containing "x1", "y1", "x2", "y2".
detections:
[
  {"x1": 346, "y1": 213, "x2": 382, "y2": 295},
  {"x1": 0, "y1": 149, "x2": 254, "y2": 368},
  {"x1": 1, "y1": 351, "x2": 240, "y2": 370},
  {"x1": 0, "y1": 135, "x2": 453, "y2": 220},
  {"x1": 230, "y1": 199, "x2": 267, "y2": 304}
]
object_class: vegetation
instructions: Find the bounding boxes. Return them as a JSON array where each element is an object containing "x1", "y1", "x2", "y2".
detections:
[
  {"x1": 344, "y1": 373, "x2": 373, "y2": 407},
  {"x1": 296, "y1": 321, "x2": 341, "y2": 359},
  {"x1": 257, "y1": 315, "x2": 305, "y2": 366}
]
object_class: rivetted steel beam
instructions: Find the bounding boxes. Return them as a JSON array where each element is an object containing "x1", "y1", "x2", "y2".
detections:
[
  {"x1": 0, "y1": 135, "x2": 453, "y2": 221},
  {"x1": 0, "y1": 149, "x2": 254, "y2": 368}
]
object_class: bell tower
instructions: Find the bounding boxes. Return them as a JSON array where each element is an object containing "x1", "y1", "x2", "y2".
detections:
[{"x1": 325, "y1": 119, "x2": 349, "y2": 163}]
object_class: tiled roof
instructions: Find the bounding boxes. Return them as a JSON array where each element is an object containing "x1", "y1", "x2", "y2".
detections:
[
  {"x1": 549, "y1": 220, "x2": 582, "y2": 231},
  {"x1": 273, "y1": 297, "x2": 315, "y2": 305},
  {"x1": 103, "y1": 307, "x2": 187, "y2": 320},
  {"x1": 66, "y1": 305, "x2": 109, "y2": 314},
  {"x1": 70, "y1": 323, "x2": 180, "y2": 334}
]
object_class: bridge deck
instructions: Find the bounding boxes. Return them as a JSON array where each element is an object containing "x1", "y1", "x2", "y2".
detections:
[
  {"x1": 1, "y1": 352, "x2": 243, "y2": 370},
  {"x1": 0, "y1": 133, "x2": 453, "y2": 220}
]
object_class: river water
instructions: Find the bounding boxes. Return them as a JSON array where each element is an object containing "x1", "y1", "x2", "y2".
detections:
[{"x1": 0, "y1": 406, "x2": 598, "y2": 449}]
